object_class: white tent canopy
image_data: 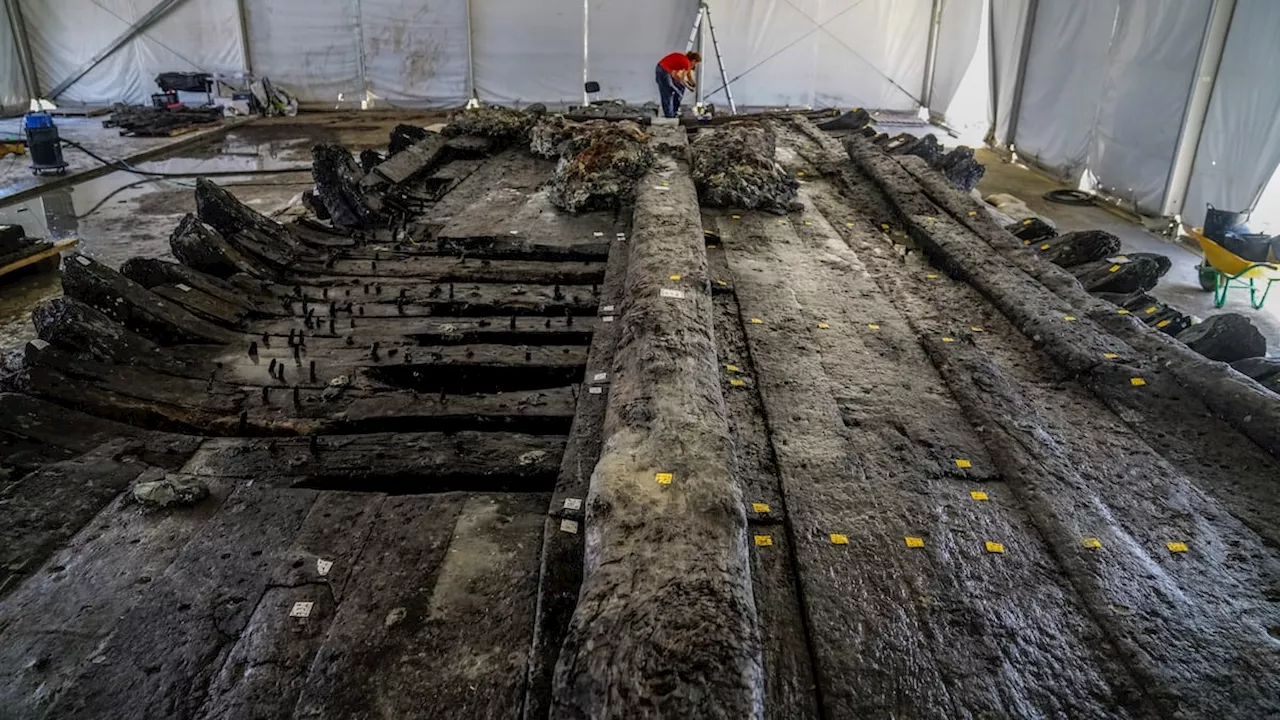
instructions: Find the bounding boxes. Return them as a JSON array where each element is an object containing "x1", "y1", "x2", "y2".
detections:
[{"x1": 1, "y1": 0, "x2": 1279, "y2": 228}]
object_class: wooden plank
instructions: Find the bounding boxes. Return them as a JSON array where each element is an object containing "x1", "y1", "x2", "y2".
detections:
[
  {"x1": 296, "y1": 493, "x2": 546, "y2": 718},
  {"x1": 184, "y1": 433, "x2": 566, "y2": 493},
  {"x1": 39, "y1": 483, "x2": 319, "y2": 720},
  {"x1": 257, "y1": 314, "x2": 596, "y2": 345},
  {"x1": 0, "y1": 237, "x2": 76, "y2": 279}
]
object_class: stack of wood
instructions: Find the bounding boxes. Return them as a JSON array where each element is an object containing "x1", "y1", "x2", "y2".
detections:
[{"x1": 104, "y1": 103, "x2": 222, "y2": 137}]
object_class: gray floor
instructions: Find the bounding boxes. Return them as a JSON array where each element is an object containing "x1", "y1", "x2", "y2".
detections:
[{"x1": 976, "y1": 148, "x2": 1280, "y2": 356}]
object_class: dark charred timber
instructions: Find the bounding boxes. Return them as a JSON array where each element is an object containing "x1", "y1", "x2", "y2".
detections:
[
  {"x1": 120, "y1": 257, "x2": 265, "y2": 316},
  {"x1": 1008, "y1": 217, "x2": 1057, "y2": 242},
  {"x1": 362, "y1": 133, "x2": 449, "y2": 190},
  {"x1": 1174, "y1": 313, "x2": 1267, "y2": 363},
  {"x1": 359, "y1": 148, "x2": 384, "y2": 173},
  {"x1": 61, "y1": 254, "x2": 239, "y2": 345},
  {"x1": 551, "y1": 128, "x2": 762, "y2": 719},
  {"x1": 1038, "y1": 230, "x2": 1123, "y2": 268},
  {"x1": 169, "y1": 213, "x2": 275, "y2": 280},
  {"x1": 389, "y1": 124, "x2": 430, "y2": 155},
  {"x1": 311, "y1": 144, "x2": 378, "y2": 229},
  {"x1": 690, "y1": 122, "x2": 799, "y2": 214},
  {"x1": 1071, "y1": 256, "x2": 1167, "y2": 294},
  {"x1": 802, "y1": 118, "x2": 1280, "y2": 463},
  {"x1": 185, "y1": 432, "x2": 565, "y2": 493},
  {"x1": 195, "y1": 178, "x2": 294, "y2": 243}
]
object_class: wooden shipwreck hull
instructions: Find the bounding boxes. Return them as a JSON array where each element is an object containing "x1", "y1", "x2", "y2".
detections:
[{"x1": 2, "y1": 115, "x2": 1278, "y2": 720}]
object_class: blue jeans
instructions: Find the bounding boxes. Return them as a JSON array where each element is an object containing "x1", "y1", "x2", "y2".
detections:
[{"x1": 656, "y1": 65, "x2": 685, "y2": 118}]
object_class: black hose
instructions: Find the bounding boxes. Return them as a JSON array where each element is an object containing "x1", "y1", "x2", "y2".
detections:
[{"x1": 1044, "y1": 189, "x2": 1095, "y2": 206}]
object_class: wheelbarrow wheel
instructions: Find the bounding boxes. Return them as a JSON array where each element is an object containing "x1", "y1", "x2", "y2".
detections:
[{"x1": 1197, "y1": 262, "x2": 1217, "y2": 291}]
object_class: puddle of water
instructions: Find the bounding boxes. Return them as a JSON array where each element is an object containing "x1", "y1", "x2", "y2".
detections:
[{"x1": 0, "y1": 137, "x2": 314, "y2": 350}]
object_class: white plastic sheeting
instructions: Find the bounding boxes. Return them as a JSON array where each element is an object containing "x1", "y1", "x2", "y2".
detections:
[
  {"x1": 927, "y1": 0, "x2": 983, "y2": 119},
  {"x1": 588, "y1": 0, "x2": 692, "y2": 105},
  {"x1": 20, "y1": 0, "x2": 244, "y2": 105},
  {"x1": 472, "y1": 0, "x2": 581, "y2": 105},
  {"x1": 243, "y1": 2, "x2": 361, "y2": 103},
  {"x1": 0, "y1": 2, "x2": 27, "y2": 113},
  {"x1": 1087, "y1": 0, "x2": 1212, "y2": 214},
  {"x1": 1012, "y1": 1, "x2": 1116, "y2": 179},
  {"x1": 1183, "y1": 0, "x2": 1280, "y2": 227},
  {"x1": 361, "y1": 0, "x2": 469, "y2": 106},
  {"x1": 987, "y1": 0, "x2": 1029, "y2": 146}
]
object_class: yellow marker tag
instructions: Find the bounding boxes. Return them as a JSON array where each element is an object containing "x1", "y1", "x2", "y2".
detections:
[
  {"x1": 1022, "y1": 219, "x2": 1033, "y2": 226},
  {"x1": 880, "y1": 223, "x2": 890, "y2": 230},
  {"x1": 750, "y1": 318, "x2": 763, "y2": 324},
  {"x1": 1104, "y1": 352, "x2": 1119, "y2": 360},
  {"x1": 725, "y1": 364, "x2": 741, "y2": 372},
  {"x1": 867, "y1": 323, "x2": 881, "y2": 330},
  {"x1": 967, "y1": 211, "x2": 977, "y2": 217},
  {"x1": 729, "y1": 378, "x2": 746, "y2": 387},
  {"x1": 955, "y1": 459, "x2": 972, "y2": 469},
  {"x1": 1081, "y1": 537, "x2": 1102, "y2": 549},
  {"x1": 829, "y1": 534, "x2": 849, "y2": 545},
  {"x1": 1109, "y1": 265, "x2": 1122, "y2": 273},
  {"x1": 754, "y1": 535, "x2": 773, "y2": 547},
  {"x1": 796, "y1": 171, "x2": 805, "y2": 177},
  {"x1": 1117, "y1": 309, "x2": 1131, "y2": 315},
  {"x1": 803, "y1": 221, "x2": 812, "y2": 226},
  {"x1": 707, "y1": 244, "x2": 718, "y2": 249},
  {"x1": 655, "y1": 472, "x2": 673, "y2": 485},
  {"x1": 1063, "y1": 315, "x2": 1077, "y2": 322},
  {"x1": 669, "y1": 274, "x2": 682, "y2": 281},
  {"x1": 905, "y1": 536, "x2": 925, "y2": 548},
  {"x1": 717, "y1": 280, "x2": 728, "y2": 287},
  {"x1": 970, "y1": 491, "x2": 989, "y2": 501},
  {"x1": 1157, "y1": 319, "x2": 1171, "y2": 328},
  {"x1": 752, "y1": 502, "x2": 771, "y2": 513},
  {"x1": 845, "y1": 222, "x2": 854, "y2": 228},
  {"x1": 817, "y1": 322, "x2": 830, "y2": 329},
  {"x1": 778, "y1": 219, "x2": 787, "y2": 224},
  {"x1": 1040, "y1": 243, "x2": 1051, "y2": 250},
  {"x1": 1130, "y1": 377, "x2": 1146, "y2": 387},
  {"x1": 1167, "y1": 542, "x2": 1188, "y2": 553},
  {"x1": 942, "y1": 337, "x2": 955, "y2": 343},
  {"x1": 970, "y1": 326, "x2": 984, "y2": 332},
  {"x1": 926, "y1": 273, "x2": 939, "y2": 279},
  {"x1": 1145, "y1": 306, "x2": 1157, "y2": 315},
  {"x1": 732, "y1": 214, "x2": 742, "y2": 220},
  {"x1": 985, "y1": 541, "x2": 1005, "y2": 554},
  {"x1": 1023, "y1": 240, "x2": 1032, "y2": 246}
]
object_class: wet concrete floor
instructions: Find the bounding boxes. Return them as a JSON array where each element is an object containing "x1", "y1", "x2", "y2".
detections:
[{"x1": 0, "y1": 111, "x2": 448, "y2": 350}]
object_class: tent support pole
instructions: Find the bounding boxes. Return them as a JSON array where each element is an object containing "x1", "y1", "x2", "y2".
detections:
[
  {"x1": 3, "y1": 0, "x2": 39, "y2": 100},
  {"x1": 46, "y1": 0, "x2": 191, "y2": 100},
  {"x1": 1162, "y1": 0, "x2": 1237, "y2": 218},
  {"x1": 1003, "y1": 0, "x2": 1038, "y2": 149},
  {"x1": 583, "y1": 0, "x2": 589, "y2": 107},
  {"x1": 920, "y1": 0, "x2": 943, "y2": 112},
  {"x1": 235, "y1": 0, "x2": 253, "y2": 75},
  {"x1": 465, "y1": 0, "x2": 478, "y2": 105}
]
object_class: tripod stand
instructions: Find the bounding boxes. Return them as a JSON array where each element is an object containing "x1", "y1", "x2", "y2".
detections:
[{"x1": 684, "y1": 2, "x2": 737, "y2": 115}]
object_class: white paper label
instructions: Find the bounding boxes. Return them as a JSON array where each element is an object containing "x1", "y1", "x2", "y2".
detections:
[
  {"x1": 290, "y1": 601, "x2": 314, "y2": 618},
  {"x1": 316, "y1": 559, "x2": 333, "y2": 576},
  {"x1": 563, "y1": 497, "x2": 583, "y2": 511},
  {"x1": 593, "y1": 232, "x2": 604, "y2": 237},
  {"x1": 560, "y1": 519, "x2": 579, "y2": 534},
  {"x1": 75, "y1": 256, "x2": 91, "y2": 266},
  {"x1": 593, "y1": 372, "x2": 607, "y2": 382},
  {"x1": 660, "y1": 288, "x2": 685, "y2": 299},
  {"x1": 602, "y1": 316, "x2": 614, "y2": 323},
  {"x1": 589, "y1": 386, "x2": 603, "y2": 395},
  {"x1": 175, "y1": 283, "x2": 191, "y2": 292},
  {"x1": 653, "y1": 186, "x2": 670, "y2": 191},
  {"x1": 509, "y1": 230, "x2": 520, "y2": 235},
  {"x1": 602, "y1": 305, "x2": 615, "y2": 312}
]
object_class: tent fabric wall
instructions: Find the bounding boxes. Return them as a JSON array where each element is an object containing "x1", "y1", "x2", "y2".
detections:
[
  {"x1": 360, "y1": 0, "x2": 469, "y2": 106},
  {"x1": 588, "y1": 0, "x2": 692, "y2": 105},
  {"x1": 987, "y1": 0, "x2": 1030, "y2": 146},
  {"x1": 244, "y1": 1, "x2": 361, "y2": 104},
  {"x1": 20, "y1": 0, "x2": 243, "y2": 106},
  {"x1": 927, "y1": 0, "x2": 983, "y2": 119},
  {"x1": 0, "y1": 1, "x2": 27, "y2": 113},
  {"x1": 472, "y1": 0, "x2": 582, "y2": 106},
  {"x1": 1183, "y1": 0, "x2": 1280, "y2": 228},
  {"x1": 1011, "y1": 1, "x2": 1116, "y2": 179},
  {"x1": 708, "y1": 0, "x2": 930, "y2": 111},
  {"x1": 1087, "y1": 0, "x2": 1212, "y2": 215}
]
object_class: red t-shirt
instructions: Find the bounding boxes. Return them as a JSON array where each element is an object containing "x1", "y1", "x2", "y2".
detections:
[{"x1": 659, "y1": 53, "x2": 692, "y2": 74}]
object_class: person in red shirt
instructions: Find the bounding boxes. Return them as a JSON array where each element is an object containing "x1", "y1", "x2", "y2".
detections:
[{"x1": 656, "y1": 51, "x2": 701, "y2": 118}]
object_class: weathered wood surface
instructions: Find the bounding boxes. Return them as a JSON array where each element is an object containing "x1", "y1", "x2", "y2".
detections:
[{"x1": 552, "y1": 128, "x2": 762, "y2": 719}]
